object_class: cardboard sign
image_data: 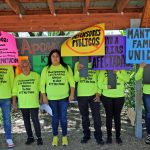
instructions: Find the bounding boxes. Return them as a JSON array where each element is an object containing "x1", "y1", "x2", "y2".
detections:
[
  {"x1": 61, "y1": 23, "x2": 105, "y2": 56},
  {"x1": 0, "y1": 31, "x2": 18, "y2": 66},
  {"x1": 16, "y1": 37, "x2": 73, "y2": 74},
  {"x1": 32, "y1": 55, "x2": 73, "y2": 74},
  {"x1": 92, "y1": 35, "x2": 132, "y2": 70},
  {"x1": 107, "y1": 70, "x2": 116, "y2": 89},
  {"x1": 79, "y1": 56, "x2": 88, "y2": 77},
  {"x1": 143, "y1": 64, "x2": 150, "y2": 84},
  {"x1": 126, "y1": 28, "x2": 150, "y2": 64},
  {"x1": 33, "y1": 55, "x2": 48, "y2": 74}
]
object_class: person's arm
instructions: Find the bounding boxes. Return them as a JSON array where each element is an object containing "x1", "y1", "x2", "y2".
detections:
[
  {"x1": 40, "y1": 67, "x2": 48, "y2": 104},
  {"x1": 96, "y1": 70, "x2": 102, "y2": 95},
  {"x1": 41, "y1": 93, "x2": 48, "y2": 104},
  {"x1": 135, "y1": 63, "x2": 146, "y2": 81},
  {"x1": 10, "y1": 66, "x2": 15, "y2": 89},
  {"x1": 116, "y1": 70, "x2": 130, "y2": 82},
  {"x1": 12, "y1": 96, "x2": 18, "y2": 112},
  {"x1": 69, "y1": 87, "x2": 75, "y2": 102},
  {"x1": 98, "y1": 70, "x2": 108, "y2": 90},
  {"x1": 74, "y1": 62, "x2": 80, "y2": 82},
  {"x1": 37, "y1": 74, "x2": 43, "y2": 104},
  {"x1": 12, "y1": 77, "x2": 18, "y2": 111},
  {"x1": 67, "y1": 66, "x2": 75, "y2": 101}
]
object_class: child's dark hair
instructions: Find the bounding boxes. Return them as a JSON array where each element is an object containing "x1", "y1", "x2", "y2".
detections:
[{"x1": 47, "y1": 49, "x2": 68, "y2": 70}]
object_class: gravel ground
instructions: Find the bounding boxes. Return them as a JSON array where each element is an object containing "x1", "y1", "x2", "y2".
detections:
[{"x1": 0, "y1": 103, "x2": 150, "y2": 150}]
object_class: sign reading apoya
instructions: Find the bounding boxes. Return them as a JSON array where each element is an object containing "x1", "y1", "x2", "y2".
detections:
[
  {"x1": 61, "y1": 23, "x2": 105, "y2": 56},
  {"x1": 0, "y1": 31, "x2": 18, "y2": 66}
]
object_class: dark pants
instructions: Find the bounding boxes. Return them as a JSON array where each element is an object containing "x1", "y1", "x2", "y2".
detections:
[
  {"x1": 21, "y1": 108, "x2": 41, "y2": 138},
  {"x1": 49, "y1": 98, "x2": 68, "y2": 136},
  {"x1": 78, "y1": 95, "x2": 102, "y2": 139},
  {"x1": 143, "y1": 94, "x2": 150, "y2": 135},
  {"x1": 101, "y1": 96, "x2": 125, "y2": 138}
]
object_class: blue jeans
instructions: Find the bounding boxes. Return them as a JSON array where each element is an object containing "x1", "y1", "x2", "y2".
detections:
[
  {"x1": 143, "y1": 94, "x2": 150, "y2": 135},
  {"x1": 0, "y1": 99, "x2": 12, "y2": 139},
  {"x1": 49, "y1": 98, "x2": 68, "y2": 136}
]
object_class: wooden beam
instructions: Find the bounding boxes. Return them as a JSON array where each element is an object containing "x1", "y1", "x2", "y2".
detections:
[
  {"x1": 83, "y1": 0, "x2": 90, "y2": 14},
  {"x1": 5, "y1": 0, "x2": 26, "y2": 15},
  {"x1": 47, "y1": 0, "x2": 55, "y2": 15},
  {"x1": 140, "y1": 0, "x2": 150, "y2": 27},
  {"x1": 0, "y1": 13, "x2": 142, "y2": 32},
  {"x1": 114, "y1": 0, "x2": 130, "y2": 13}
]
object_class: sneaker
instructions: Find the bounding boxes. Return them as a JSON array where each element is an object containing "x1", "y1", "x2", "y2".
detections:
[
  {"x1": 62, "y1": 136, "x2": 68, "y2": 146},
  {"x1": 25, "y1": 137, "x2": 34, "y2": 145},
  {"x1": 81, "y1": 136, "x2": 90, "y2": 143},
  {"x1": 37, "y1": 137, "x2": 43, "y2": 145},
  {"x1": 6, "y1": 139, "x2": 15, "y2": 148},
  {"x1": 145, "y1": 135, "x2": 150, "y2": 144},
  {"x1": 116, "y1": 137, "x2": 123, "y2": 144},
  {"x1": 52, "y1": 136, "x2": 58, "y2": 146},
  {"x1": 106, "y1": 137, "x2": 112, "y2": 144},
  {"x1": 96, "y1": 138, "x2": 104, "y2": 145}
]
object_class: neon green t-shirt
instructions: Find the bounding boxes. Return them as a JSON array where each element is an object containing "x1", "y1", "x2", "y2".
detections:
[
  {"x1": 74, "y1": 62, "x2": 100, "y2": 96},
  {"x1": 0, "y1": 66, "x2": 14, "y2": 99},
  {"x1": 12, "y1": 72, "x2": 40, "y2": 108},
  {"x1": 135, "y1": 67, "x2": 150, "y2": 94},
  {"x1": 40, "y1": 64, "x2": 75, "y2": 100},
  {"x1": 98, "y1": 70, "x2": 130, "y2": 98}
]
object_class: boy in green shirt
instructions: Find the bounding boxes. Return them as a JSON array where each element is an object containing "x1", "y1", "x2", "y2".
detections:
[{"x1": 12, "y1": 60, "x2": 43, "y2": 146}]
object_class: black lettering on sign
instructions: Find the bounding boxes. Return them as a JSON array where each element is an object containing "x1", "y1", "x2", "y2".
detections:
[{"x1": 41, "y1": 56, "x2": 48, "y2": 63}]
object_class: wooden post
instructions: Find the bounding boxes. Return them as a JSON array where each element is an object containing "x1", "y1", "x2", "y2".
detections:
[
  {"x1": 135, "y1": 79, "x2": 143, "y2": 138},
  {"x1": 130, "y1": 19, "x2": 143, "y2": 139}
]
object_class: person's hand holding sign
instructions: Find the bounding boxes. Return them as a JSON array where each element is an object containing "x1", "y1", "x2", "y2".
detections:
[
  {"x1": 107, "y1": 85, "x2": 111, "y2": 89},
  {"x1": 77, "y1": 64, "x2": 84, "y2": 71},
  {"x1": 140, "y1": 62, "x2": 146, "y2": 68}
]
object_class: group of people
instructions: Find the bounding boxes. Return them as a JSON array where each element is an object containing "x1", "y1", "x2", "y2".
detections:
[{"x1": 0, "y1": 49, "x2": 150, "y2": 148}]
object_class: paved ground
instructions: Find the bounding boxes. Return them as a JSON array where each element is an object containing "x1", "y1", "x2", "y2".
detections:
[{"x1": 0, "y1": 104, "x2": 150, "y2": 150}]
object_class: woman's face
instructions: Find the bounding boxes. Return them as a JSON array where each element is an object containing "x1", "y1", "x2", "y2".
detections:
[
  {"x1": 20, "y1": 61, "x2": 30, "y2": 75},
  {"x1": 51, "y1": 52, "x2": 60, "y2": 65}
]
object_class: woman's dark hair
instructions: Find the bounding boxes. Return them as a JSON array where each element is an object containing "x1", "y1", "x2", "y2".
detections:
[{"x1": 47, "y1": 49, "x2": 68, "y2": 70}]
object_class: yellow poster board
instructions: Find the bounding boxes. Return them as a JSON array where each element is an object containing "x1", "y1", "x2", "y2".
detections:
[{"x1": 61, "y1": 23, "x2": 105, "y2": 56}]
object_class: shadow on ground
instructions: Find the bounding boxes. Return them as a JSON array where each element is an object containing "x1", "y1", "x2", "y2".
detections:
[{"x1": 0, "y1": 103, "x2": 149, "y2": 150}]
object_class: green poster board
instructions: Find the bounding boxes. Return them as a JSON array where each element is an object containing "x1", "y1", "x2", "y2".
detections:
[
  {"x1": 32, "y1": 55, "x2": 48, "y2": 74},
  {"x1": 32, "y1": 55, "x2": 73, "y2": 74}
]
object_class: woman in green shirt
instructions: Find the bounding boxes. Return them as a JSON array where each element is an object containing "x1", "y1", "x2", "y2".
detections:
[
  {"x1": 98, "y1": 70, "x2": 130, "y2": 144},
  {"x1": 0, "y1": 65, "x2": 14, "y2": 148},
  {"x1": 135, "y1": 63, "x2": 150, "y2": 144},
  {"x1": 12, "y1": 60, "x2": 43, "y2": 146},
  {"x1": 40, "y1": 49, "x2": 75, "y2": 146}
]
